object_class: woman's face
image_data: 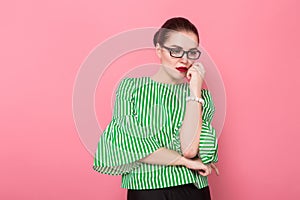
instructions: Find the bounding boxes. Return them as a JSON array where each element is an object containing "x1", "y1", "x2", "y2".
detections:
[{"x1": 156, "y1": 31, "x2": 199, "y2": 81}]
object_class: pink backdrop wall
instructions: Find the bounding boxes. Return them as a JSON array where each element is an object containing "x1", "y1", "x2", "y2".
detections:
[{"x1": 1, "y1": 0, "x2": 299, "y2": 199}]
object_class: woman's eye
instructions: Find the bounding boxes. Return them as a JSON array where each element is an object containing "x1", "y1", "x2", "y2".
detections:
[{"x1": 171, "y1": 49, "x2": 182, "y2": 54}]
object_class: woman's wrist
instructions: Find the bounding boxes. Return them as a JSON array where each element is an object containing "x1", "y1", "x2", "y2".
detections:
[
  {"x1": 180, "y1": 156, "x2": 197, "y2": 168},
  {"x1": 178, "y1": 156, "x2": 189, "y2": 167},
  {"x1": 189, "y1": 87, "x2": 202, "y2": 98}
]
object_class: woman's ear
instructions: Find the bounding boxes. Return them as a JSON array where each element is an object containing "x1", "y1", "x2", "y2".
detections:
[{"x1": 155, "y1": 43, "x2": 162, "y2": 59}]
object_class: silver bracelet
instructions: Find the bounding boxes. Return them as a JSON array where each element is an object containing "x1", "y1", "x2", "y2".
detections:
[{"x1": 186, "y1": 96, "x2": 205, "y2": 105}]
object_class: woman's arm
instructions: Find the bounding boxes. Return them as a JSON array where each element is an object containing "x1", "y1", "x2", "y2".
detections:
[
  {"x1": 179, "y1": 63, "x2": 205, "y2": 159},
  {"x1": 139, "y1": 147, "x2": 186, "y2": 166},
  {"x1": 179, "y1": 92, "x2": 203, "y2": 158},
  {"x1": 139, "y1": 147, "x2": 211, "y2": 176}
]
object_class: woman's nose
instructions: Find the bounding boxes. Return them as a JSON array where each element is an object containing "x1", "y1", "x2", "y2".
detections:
[{"x1": 180, "y1": 53, "x2": 188, "y2": 63}]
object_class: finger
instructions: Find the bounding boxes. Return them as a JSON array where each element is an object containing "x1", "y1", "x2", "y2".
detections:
[
  {"x1": 202, "y1": 165, "x2": 210, "y2": 176},
  {"x1": 186, "y1": 70, "x2": 192, "y2": 80},
  {"x1": 206, "y1": 168, "x2": 210, "y2": 176},
  {"x1": 198, "y1": 170, "x2": 208, "y2": 176},
  {"x1": 193, "y1": 62, "x2": 206, "y2": 78},
  {"x1": 194, "y1": 62, "x2": 205, "y2": 71},
  {"x1": 198, "y1": 170, "x2": 204, "y2": 176},
  {"x1": 207, "y1": 165, "x2": 211, "y2": 174},
  {"x1": 211, "y1": 163, "x2": 219, "y2": 176},
  {"x1": 208, "y1": 165, "x2": 212, "y2": 175},
  {"x1": 196, "y1": 67, "x2": 205, "y2": 78},
  {"x1": 198, "y1": 168, "x2": 208, "y2": 176},
  {"x1": 211, "y1": 163, "x2": 220, "y2": 176},
  {"x1": 187, "y1": 68, "x2": 203, "y2": 81}
]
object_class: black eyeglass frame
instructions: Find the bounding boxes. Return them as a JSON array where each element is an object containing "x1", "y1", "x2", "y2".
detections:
[{"x1": 160, "y1": 44, "x2": 201, "y2": 60}]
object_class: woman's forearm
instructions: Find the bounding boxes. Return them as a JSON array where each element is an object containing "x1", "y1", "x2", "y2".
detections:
[
  {"x1": 139, "y1": 147, "x2": 187, "y2": 166},
  {"x1": 179, "y1": 89, "x2": 203, "y2": 158}
]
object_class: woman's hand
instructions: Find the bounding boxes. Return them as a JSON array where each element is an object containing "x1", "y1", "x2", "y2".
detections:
[
  {"x1": 184, "y1": 157, "x2": 211, "y2": 176},
  {"x1": 186, "y1": 62, "x2": 206, "y2": 97}
]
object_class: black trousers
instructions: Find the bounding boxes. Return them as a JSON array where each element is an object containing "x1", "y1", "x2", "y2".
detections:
[{"x1": 127, "y1": 183, "x2": 211, "y2": 200}]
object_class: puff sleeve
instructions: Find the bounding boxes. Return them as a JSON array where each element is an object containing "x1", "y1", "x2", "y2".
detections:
[
  {"x1": 93, "y1": 78, "x2": 162, "y2": 175},
  {"x1": 198, "y1": 89, "x2": 219, "y2": 164}
]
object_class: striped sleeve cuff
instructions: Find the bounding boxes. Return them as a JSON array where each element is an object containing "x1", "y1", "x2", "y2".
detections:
[{"x1": 198, "y1": 120, "x2": 218, "y2": 164}]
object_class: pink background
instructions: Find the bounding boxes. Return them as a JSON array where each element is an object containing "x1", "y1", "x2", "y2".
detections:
[{"x1": 1, "y1": 0, "x2": 300, "y2": 199}]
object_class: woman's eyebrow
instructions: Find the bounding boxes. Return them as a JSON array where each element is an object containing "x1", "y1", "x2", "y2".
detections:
[{"x1": 169, "y1": 45, "x2": 198, "y2": 50}]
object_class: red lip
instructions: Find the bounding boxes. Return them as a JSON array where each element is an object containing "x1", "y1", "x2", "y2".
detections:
[{"x1": 176, "y1": 66, "x2": 188, "y2": 72}]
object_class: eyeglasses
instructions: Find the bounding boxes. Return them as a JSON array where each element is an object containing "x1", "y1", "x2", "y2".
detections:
[{"x1": 160, "y1": 44, "x2": 201, "y2": 60}]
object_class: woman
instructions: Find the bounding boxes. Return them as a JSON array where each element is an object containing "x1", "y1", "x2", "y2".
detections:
[{"x1": 93, "y1": 17, "x2": 219, "y2": 200}]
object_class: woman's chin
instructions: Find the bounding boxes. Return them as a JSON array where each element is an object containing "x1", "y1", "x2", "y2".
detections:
[
  {"x1": 177, "y1": 71, "x2": 188, "y2": 80},
  {"x1": 176, "y1": 74, "x2": 189, "y2": 84}
]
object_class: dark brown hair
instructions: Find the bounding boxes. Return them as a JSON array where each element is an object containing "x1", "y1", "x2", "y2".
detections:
[{"x1": 153, "y1": 17, "x2": 199, "y2": 46}]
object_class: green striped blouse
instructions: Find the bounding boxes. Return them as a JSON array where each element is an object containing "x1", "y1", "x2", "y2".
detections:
[{"x1": 93, "y1": 76, "x2": 218, "y2": 190}]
